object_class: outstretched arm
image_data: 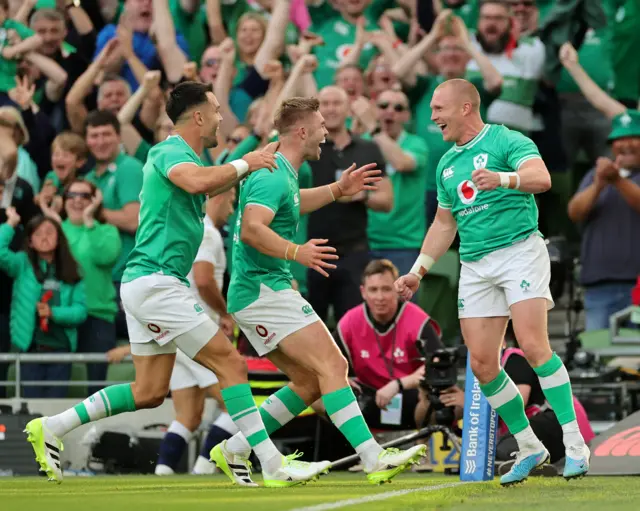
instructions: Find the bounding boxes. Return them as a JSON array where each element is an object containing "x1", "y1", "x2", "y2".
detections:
[{"x1": 300, "y1": 162, "x2": 381, "y2": 215}]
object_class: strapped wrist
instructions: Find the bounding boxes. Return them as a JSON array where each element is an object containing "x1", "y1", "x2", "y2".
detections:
[{"x1": 410, "y1": 253, "x2": 435, "y2": 280}]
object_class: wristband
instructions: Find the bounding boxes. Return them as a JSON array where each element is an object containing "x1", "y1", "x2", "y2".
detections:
[
  {"x1": 293, "y1": 245, "x2": 300, "y2": 261},
  {"x1": 409, "y1": 253, "x2": 435, "y2": 280},
  {"x1": 499, "y1": 172, "x2": 518, "y2": 189},
  {"x1": 328, "y1": 184, "x2": 336, "y2": 201},
  {"x1": 230, "y1": 159, "x2": 250, "y2": 178}
]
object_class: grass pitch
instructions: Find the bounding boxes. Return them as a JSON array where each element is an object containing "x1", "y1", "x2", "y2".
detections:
[{"x1": 0, "y1": 473, "x2": 637, "y2": 511}]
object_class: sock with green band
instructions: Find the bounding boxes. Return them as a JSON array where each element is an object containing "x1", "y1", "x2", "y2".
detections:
[
  {"x1": 322, "y1": 387, "x2": 382, "y2": 470},
  {"x1": 45, "y1": 383, "x2": 137, "y2": 438},
  {"x1": 226, "y1": 385, "x2": 308, "y2": 454},
  {"x1": 222, "y1": 383, "x2": 282, "y2": 473},
  {"x1": 534, "y1": 353, "x2": 584, "y2": 448},
  {"x1": 481, "y1": 369, "x2": 542, "y2": 451}
]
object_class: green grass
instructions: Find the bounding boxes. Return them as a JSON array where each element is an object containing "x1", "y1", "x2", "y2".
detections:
[{"x1": 0, "y1": 473, "x2": 637, "y2": 511}]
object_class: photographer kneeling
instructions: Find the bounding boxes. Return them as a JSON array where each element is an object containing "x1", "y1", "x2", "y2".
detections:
[
  {"x1": 439, "y1": 342, "x2": 594, "y2": 473},
  {"x1": 334, "y1": 260, "x2": 445, "y2": 432}
]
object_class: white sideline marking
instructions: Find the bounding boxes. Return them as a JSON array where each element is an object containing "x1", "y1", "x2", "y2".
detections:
[{"x1": 290, "y1": 482, "x2": 466, "y2": 511}]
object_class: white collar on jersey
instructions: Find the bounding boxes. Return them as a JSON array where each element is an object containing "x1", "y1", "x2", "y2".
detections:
[{"x1": 453, "y1": 124, "x2": 491, "y2": 152}]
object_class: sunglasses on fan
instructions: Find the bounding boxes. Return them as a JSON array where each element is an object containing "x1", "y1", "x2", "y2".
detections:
[{"x1": 377, "y1": 102, "x2": 407, "y2": 112}]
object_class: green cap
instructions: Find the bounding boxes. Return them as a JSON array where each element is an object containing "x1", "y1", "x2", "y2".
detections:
[{"x1": 608, "y1": 110, "x2": 640, "y2": 142}]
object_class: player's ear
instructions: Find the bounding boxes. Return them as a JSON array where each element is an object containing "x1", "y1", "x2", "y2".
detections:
[{"x1": 298, "y1": 125, "x2": 307, "y2": 140}]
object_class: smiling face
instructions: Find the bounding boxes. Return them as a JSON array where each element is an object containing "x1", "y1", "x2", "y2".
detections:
[
  {"x1": 477, "y1": 2, "x2": 512, "y2": 54},
  {"x1": 97, "y1": 80, "x2": 130, "y2": 114},
  {"x1": 361, "y1": 270, "x2": 398, "y2": 322},
  {"x1": 86, "y1": 124, "x2": 120, "y2": 163},
  {"x1": 335, "y1": 66, "x2": 366, "y2": 101},
  {"x1": 300, "y1": 110, "x2": 328, "y2": 161},
  {"x1": 32, "y1": 16, "x2": 67, "y2": 57},
  {"x1": 318, "y1": 87, "x2": 350, "y2": 133},
  {"x1": 376, "y1": 90, "x2": 409, "y2": 139},
  {"x1": 198, "y1": 92, "x2": 223, "y2": 149},
  {"x1": 30, "y1": 219, "x2": 59, "y2": 256},
  {"x1": 51, "y1": 145, "x2": 82, "y2": 183},
  {"x1": 64, "y1": 181, "x2": 94, "y2": 224},
  {"x1": 236, "y1": 17, "x2": 265, "y2": 57},
  {"x1": 613, "y1": 137, "x2": 640, "y2": 171},
  {"x1": 430, "y1": 86, "x2": 465, "y2": 142}
]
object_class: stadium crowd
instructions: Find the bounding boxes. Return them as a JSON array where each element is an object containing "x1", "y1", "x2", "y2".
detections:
[{"x1": 0, "y1": 0, "x2": 638, "y2": 458}]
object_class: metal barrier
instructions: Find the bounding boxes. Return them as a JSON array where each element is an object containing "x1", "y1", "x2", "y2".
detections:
[{"x1": 0, "y1": 353, "x2": 133, "y2": 399}]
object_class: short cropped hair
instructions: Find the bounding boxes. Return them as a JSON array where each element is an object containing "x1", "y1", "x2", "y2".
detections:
[
  {"x1": 52, "y1": 132, "x2": 89, "y2": 161},
  {"x1": 97, "y1": 74, "x2": 131, "y2": 101},
  {"x1": 30, "y1": 8, "x2": 65, "y2": 26},
  {"x1": 166, "y1": 81, "x2": 213, "y2": 124},
  {"x1": 85, "y1": 110, "x2": 121, "y2": 135},
  {"x1": 362, "y1": 259, "x2": 399, "y2": 284},
  {"x1": 273, "y1": 97, "x2": 320, "y2": 134}
]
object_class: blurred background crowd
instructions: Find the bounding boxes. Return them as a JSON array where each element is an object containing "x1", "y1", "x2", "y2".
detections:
[{"x1": 0, "y1": 0, "x2": 638, "y2": 444}]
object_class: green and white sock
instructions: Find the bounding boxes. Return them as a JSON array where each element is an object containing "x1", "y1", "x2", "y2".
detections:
[
  {"x1": 322, "y1": 387, "x2": 382, "y2": 470},
  {"x1": 481, "y1": 370, "x2": 541, "y2": 451},
  {"x1": 226, "y1": 385, "x2": 308, "y2": 454},
  {"x1": 45, "y1": 384, "x2": 137, "y2": 438},
  {"x1": 222, "y1": 383, "x2": 282, "y2": 473},
  {"x1": 534, "y1": 353, "x2": 584, "y2": 448}
]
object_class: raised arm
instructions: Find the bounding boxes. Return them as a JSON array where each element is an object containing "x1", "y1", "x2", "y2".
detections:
[
  {"x1": 152, "y1": 0, "x2": 188, "y2": 84},
  {"x1": 66, "y1": 39, "x2": 120, "y2": 133},
  {"x1": 254, "y1": 0, "x2": 291, "y2": 77},
  {"x1": 214, "y1": 38, "x2": 240, "y2": 137},
  {"x1": 559, "y1": 42, "x2": 626, "y2": 119},
  {"x1": 205, "y1": 0, "x2": 228, "y2": 44},
  {"x1": 454, "y1": 17, "x2": 502, "y2": 94}
]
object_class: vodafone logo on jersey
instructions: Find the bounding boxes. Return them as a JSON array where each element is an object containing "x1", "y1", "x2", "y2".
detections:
[{"x1": 457, "y1": 180, "x2": 478, "y2": 205}]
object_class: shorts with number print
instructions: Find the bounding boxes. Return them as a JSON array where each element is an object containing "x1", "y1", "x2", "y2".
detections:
[
  {"x1": 457, "y1": 234, "x2": 554, "y2": 318},
  {"x1": 169, "y1": 349, "x2": 219, "y2": 391},
  {"x1": 121, "y1": 273, "x2": 218, "y2": 356},
  {"x1": 232, "y1": 284, "x2": 320, "y2": 356}
]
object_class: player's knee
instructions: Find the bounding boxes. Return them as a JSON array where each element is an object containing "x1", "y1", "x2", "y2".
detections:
[
  {"x1": 134, "y1": 385, "x2": 169, "y2": 409},
  {"x1": 224, "y1": 349, "x2": 248, "y2": 380},
  {"x1": 518, "y1": 340, "x2": 553, "y2": 367},
  {"x1": 321, "y1": 352, "x2": 349, "y2": 381},
  {"x1": 470, "y1": 354, "x2": 500, "y2": 385}
]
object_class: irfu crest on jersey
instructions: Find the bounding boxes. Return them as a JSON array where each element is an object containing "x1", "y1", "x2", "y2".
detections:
[{"x1": 473, "y1": 153, "x2": 489, "y2": 170}]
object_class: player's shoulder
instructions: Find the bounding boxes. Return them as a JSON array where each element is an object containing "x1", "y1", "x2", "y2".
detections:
[{"x1": 488, "y1": 124, "x2": 533, "y2": 144}]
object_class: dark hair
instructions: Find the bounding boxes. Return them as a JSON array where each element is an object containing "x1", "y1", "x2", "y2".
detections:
[
  {"x1": 361, "y1": 259, "x2": 399, "y2": 284},
  {"x1": 0, "y1": 0, "x2": 8, "y2": 11},
  {"x1": 62, "y1": 179, "x2": 105, "y2": 224},
  {"x1": 84, "y1": 110, "x2": 120, "y2": 135},
  {"x1": 166, "y1": 81, "x2": 213, "y2": 124},
  {"x1": 273, "y1": 97, "x2": 320, "y2": 134},
  {"x1": 24, "y1": 216, "x2": 81, "y2": 284}
]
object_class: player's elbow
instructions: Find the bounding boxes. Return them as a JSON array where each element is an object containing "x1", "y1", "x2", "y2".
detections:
[
  {"x1": 539, "y1": 173, "x2": 552, "y2": 193},
  {"x1": 169, "y1": 170, "x2": 208, "y2": 195}
]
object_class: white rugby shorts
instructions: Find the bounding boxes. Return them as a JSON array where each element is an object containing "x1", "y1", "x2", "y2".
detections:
[
  {"x1": 457, "y1": 234, "x2": 554, "y2": 318},
  {"x1": 232, "y1": 285, "x2": 320, "y2": 356},
  {"x1": 121, "y1": 273, "x2": 219, "y2": 358},
  {"x1": 169, "y1": 349, "x2": 219, "y2": 391}
]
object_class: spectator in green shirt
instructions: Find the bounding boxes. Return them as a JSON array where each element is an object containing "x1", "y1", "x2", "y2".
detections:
[
  {"x1": 83, "y1": 109, "x2": 143, "y2": 339},
  {"x1": 0, "y1": 0, "x2": 43, "y2": 102},
  {"x1": 59, "y1": 178, "x2": 121, "y2": 395},
  {"x1": 0, "y1": 209, "x2": 86, "y2": 398},
  {"x1": 36, "y1": 132, "x2": 88, "y2": 212}
]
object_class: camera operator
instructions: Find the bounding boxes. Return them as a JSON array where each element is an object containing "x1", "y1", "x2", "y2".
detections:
[
  {"x1": 334, "y1": 259, "x2": 446, "y2": 431},
  {"x1": 438, "y1": 341, "x2": 594, "y2": 471}
]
